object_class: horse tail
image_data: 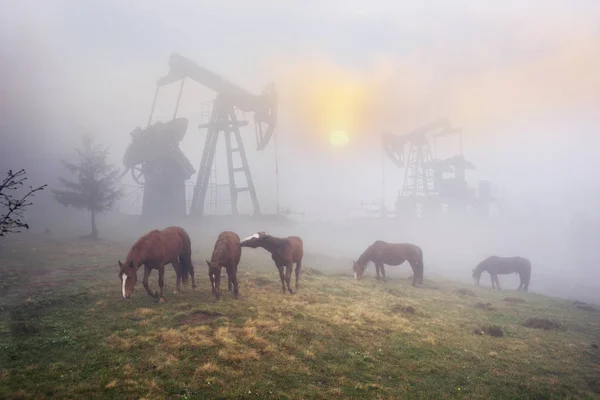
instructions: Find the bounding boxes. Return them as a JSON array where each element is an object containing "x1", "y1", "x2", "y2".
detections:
[
  {"x1": 178, "y1": 229, "x2": 192, "y2": 285},
  {"x1": 416, "y1": 246, "x2": 424, "y2": 283},
  {"x1": 523, "y1": 259, "x2": 531, "y2": 287}
]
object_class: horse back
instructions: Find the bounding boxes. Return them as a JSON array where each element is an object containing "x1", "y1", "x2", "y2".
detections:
[
  {"x1": 159, "y1": 226, "x2": 187, "y2": 258},
  {"x1": 127, "y1": 230, "x2": 169, "y2": 265},
  {"x1": 212, "y1": 231, "x2": 241, "y2": 266},
  {"x1": 485, "y1": 256, "x2": 530, "y2": 274},
  {"x1": 163, "y1": 226, "x2": 191, "y2": 249},
  {"x1": 374, "y1": 241, "x2": 421, "y2": 266}
]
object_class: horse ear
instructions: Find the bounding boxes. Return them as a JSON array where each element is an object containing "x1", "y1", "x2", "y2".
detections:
[
  {"x1": 118, "y1": 260, "x2": 123, "y2": 268},
  {"x1": 205, "y1": 260, "x2": 211, "y2": 267}
]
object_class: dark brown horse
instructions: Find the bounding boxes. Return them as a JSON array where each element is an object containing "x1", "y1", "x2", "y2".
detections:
[
  {"x1": 206, "y1": 231, "x2": 242, "y2": 300},
  {"x1": 240, "y1": 232, "x2": 303, "y2": 294},
  {"x1": 353, "y1": 241, "x2": 424, "y2": 287},
  {"x1": 118, "y1": 226, "x2": 196, "y2": 303},
  {"x1": 472, "y1": 256, "x2": 531, "y2": 292}
]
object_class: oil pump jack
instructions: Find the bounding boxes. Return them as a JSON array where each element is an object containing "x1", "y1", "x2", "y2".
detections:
[
  {"x1": 156, "y1": 54, "x2": 277, "y2": 217},
  {"x1": 382, "y1": 118, "x2": 478, "y2": 218},
  {"x1": 119, "y1": 53, "x2": 277, "y2": 219}
]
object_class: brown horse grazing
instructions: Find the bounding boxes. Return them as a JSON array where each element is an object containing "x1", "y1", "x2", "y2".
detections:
[
  {"x1": 472, "y1": 256, "x2": 531, "y2": 292},
  {"x1": 353, "y1": 241, "x2": 424, "y2": 287},
  {"x1": 240, "y1": 232, "x2": 303, "y2": 295},
  {"x1": 206, "y1": 231, "x2": 242, "y2": 300},
  {"x1": 118, "y1": 226, "x2": 196, "y2": 303}
]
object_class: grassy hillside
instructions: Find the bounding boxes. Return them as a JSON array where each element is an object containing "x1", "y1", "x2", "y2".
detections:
[{"x1": 0, "y1": 237, "x2": 599, "y2": 399}]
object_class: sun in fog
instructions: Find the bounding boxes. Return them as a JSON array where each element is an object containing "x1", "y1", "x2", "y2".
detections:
[{"x1": 330, "y1": 130, "x2": 349, "y2": 147}]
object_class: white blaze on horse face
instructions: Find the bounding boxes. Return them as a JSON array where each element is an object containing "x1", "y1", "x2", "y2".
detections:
[
  {"x1": 122, "y1": 274, "x2": 128, "y2": 298},
  {"x1": 241, "y1": 233, "x2": 260, "y2": 243}
]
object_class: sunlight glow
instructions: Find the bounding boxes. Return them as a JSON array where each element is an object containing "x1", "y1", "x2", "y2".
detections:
[{"x1": 330, "y1": 130, "x2": 349, "y2": 147}]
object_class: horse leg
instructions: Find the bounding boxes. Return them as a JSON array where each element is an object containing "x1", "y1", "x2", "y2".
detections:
[
  {"x1": 374, "y1": 264, "x2": 381, "y2": 281},
  {"x1": 295, "y1": 259, "x2": 302, "y2": 290},
  {"x1": 227, "y1": 267, "x2": 233, "y2": 292},
  {"x1": 490, "y1": 273, "x2": 496, "y2": 290},
  {"x1": 142, "y1": 265, "x2": 158, "y2": 298},
  {"x1": 157, "y1": 264, "x2": 166, "y2": 303},
  {"x1": 379, "y1": 264, "x2": 387, "y2": 283},
  {"x1": 230, "y1": 265, "x2": 239, "y2": 299},
  {"x1": 409, "y1": 262, "x2": 417, "y2": 287},
  {"x1": 189, "y1": 261, "x2": 197, "y2": 291},
  {"x1": 171, "y1": 259, "x2": 182, "y2": 294},
  {"x1": 494, "y1": 275, "x2": 501, "y2": 291},
  {"x1": 284, "y1": 262, "x2": 295, "y2": 295},
  {"x1": 277, "y1": 264, "x2": 286, "y2": 294}
]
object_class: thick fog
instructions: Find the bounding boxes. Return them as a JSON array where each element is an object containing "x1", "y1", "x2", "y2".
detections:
[{"x1": 1, "y1": 1, "x2": 599, "y2": 302}]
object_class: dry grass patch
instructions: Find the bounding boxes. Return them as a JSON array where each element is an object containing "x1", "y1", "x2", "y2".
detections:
[
  {"x1": 135, "y1": 308, "x2": 156, "y2": 317},
  {"x1": 456, "y1": 288, "x2": 476, "y2": 297},
  {"x1": 239, "y1": 325, "x2": 271, "y2": 348},
  {"x1": 197, "y1": 362, "x2": 220, "y2": 374},
  {"x1": 185, "y1": 325, "x2": 215, "y2": 348},
  {"x1": 105, "y1": 379, "x2": 118, "y2": 389},
  {"x1": 213, "y1": 326, "x2": 238, "y2": 346},
  {"x1": 179, "y1": 310, "x2": 224, "y2": 326},
  {"x1": 106, "y1": 333, "x2": 136, "y2": 351},
  {"x1": 154, "y1": 328, "x2": 185, "y2": 350},
  {"x1": 217, "y1": 347, "x2": 260, "y2": 363},
  {"x1": 523, "y1": 317, "x2": 562, "y2": 330},
  {"x1": 504, "y1": 297, "x2": 526, "y2": 304}
]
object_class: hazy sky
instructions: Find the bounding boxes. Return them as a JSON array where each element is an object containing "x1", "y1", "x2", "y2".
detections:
[{"x1": 2, "y1": 0, "x2": 600, "y2": 220}]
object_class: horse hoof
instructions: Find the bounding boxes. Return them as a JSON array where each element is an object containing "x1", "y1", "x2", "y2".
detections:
[{"x1": 158, "y1": 298, "x2": 165, "y2": 303}]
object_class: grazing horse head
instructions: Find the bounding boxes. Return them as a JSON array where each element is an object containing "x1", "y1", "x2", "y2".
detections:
[
  {"x1": 352, "y1": 260, "x2": 367, "y2": 280},
  {"x1": 240, "y1": 231, "x2": 267, "y2": 248},
  {"x1": 118, "y1": 260, "x2": 138, "y2": 299}
]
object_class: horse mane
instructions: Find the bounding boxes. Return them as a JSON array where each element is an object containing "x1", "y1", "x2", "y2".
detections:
[
  {"x1": 263, "y1": 234, "x2": 288, "y2": 248},
  {"x1": 356, "y1": 242, "x2": 378, "y2": 268},
  {"x1": 472, "y1": 259, "x2": 487, "y2": 277}
]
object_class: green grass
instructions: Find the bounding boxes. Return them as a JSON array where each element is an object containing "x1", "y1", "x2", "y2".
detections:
[{"x1": 1, "y1": 237, "x2": 599, "y2": 399}]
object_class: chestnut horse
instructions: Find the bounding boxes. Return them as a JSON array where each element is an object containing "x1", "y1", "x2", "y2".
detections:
[
  {"x1": 206, "y1": 231, "x2": 242, "y2": 300},
  {"x1": 353, "y1": 241, "x2": 424, "y2": 287},
  {"x1": 472, "y1": 256, "x2": 531, "y2": 292},
  {"x1": 118, "y1": 226, "x2": 196, "y2": 303},
  {"x1": 240, "y1": 232, "x2": 303, "y2": 294}
]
